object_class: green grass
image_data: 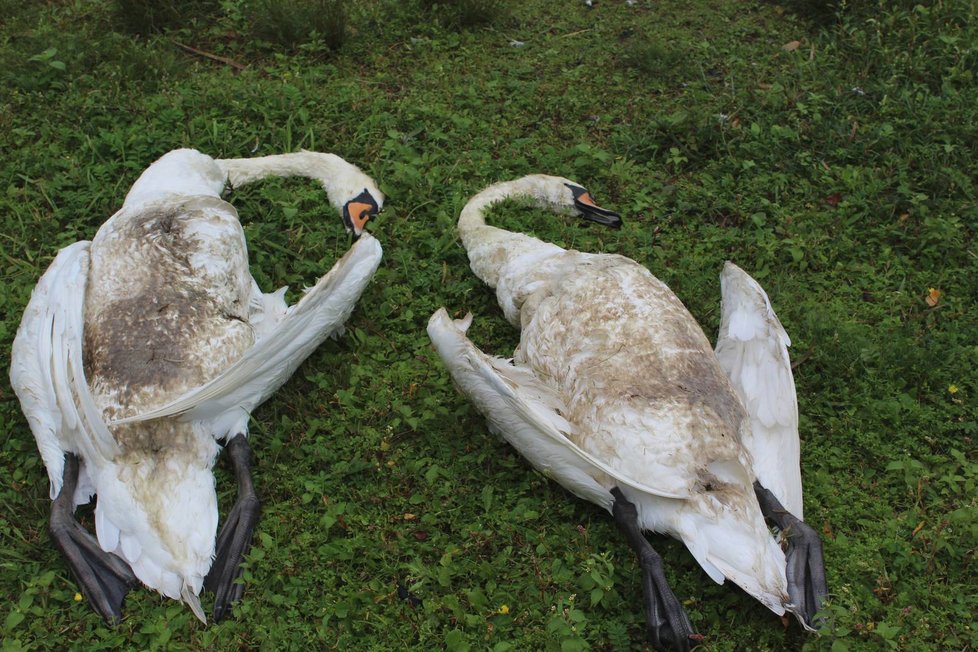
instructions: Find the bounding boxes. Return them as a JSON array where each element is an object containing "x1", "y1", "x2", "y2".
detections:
[
  {"x1": 1, "y1": 0, "x2": 976, "y2": 649},
  {"x1": 248, "y1": 0, "x2": 349, "y2": 53}
]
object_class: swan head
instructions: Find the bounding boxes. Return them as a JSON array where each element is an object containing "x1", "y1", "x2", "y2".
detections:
[
  {"x1": 502, "y1": 175, "x2": 619, "y2": 227},
  {"x1": 457, "y1": 174, "x2": 622, "y2": 241},
  {"x1": 562, "y1": 181, "x2": 623, "y2": 228},
  {"x1": 340, "y1": 186, "x2": 383, "y2": 239}
]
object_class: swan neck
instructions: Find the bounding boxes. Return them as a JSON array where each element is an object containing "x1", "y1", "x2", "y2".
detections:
[
  {"x1": 457, "y1": 176, "x2": 560, "y2": 242},
  {"x1": 215, "y1": 151, "x2": 358, "y2": 211}
]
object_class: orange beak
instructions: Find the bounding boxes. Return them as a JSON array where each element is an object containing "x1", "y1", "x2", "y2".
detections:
[
  {"x1": 576, "y1": 192, "x2": 600, "y2": 209},
  {"x1": 347, "y1": 201, "x2": 373, "y2": 236},
  {"x1": 571, "y1": 186, "x2": 622, "y2": 228}
]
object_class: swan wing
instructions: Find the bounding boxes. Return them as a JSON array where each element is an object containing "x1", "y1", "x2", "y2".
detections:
[
  {"x1": 9, "y1": 242, "x2": 119, "y2": 499},
  {"x1": 427, "y1": 308, "x2": 686, "y2": 505},
  {"x1": 714, "y1": 261, "x2": 803, "y2": 518},
  {"x1": 109, "y1": 234, "x2": 383, "y2": 432}
]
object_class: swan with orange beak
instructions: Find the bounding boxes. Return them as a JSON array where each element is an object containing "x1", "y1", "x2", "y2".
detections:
[
  {"x1": 427, "y1": 174, "x2": 826, "y2": 650},
  {"x1": 10, "y1": 148, "x2": 384, "y2": 624}
]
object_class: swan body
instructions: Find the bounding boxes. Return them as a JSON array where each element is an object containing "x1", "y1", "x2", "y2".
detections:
[
  {"x1": 10, "y1": 148, "x2": 384, "y2": 622},
  {"x1": 428, "y1": 175, "x2": 824, "y2": 645}
]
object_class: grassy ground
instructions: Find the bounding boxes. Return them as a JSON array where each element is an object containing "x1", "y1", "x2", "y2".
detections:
[{"x1": 1, "y1": 0, "x2": 976, "y2": 649}]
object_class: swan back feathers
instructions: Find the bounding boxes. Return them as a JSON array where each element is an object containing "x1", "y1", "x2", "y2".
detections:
[
  {"x1": 86, "y1": 195, "x2": 254, "y2": 421},
  {"x1": 516, "y1": 257, "x2": 753, "y2": 498}
]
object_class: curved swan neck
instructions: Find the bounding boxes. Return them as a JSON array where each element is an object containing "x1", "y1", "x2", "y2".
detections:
[
  {"x1": 456, "y1": 176, "x2": 575, "y2": 304},
  {"x1": 457, "y1": 175, "x2": 573, "y2": 244},
  {"x1": 215, "y1": 151, "x2": 381, "y2": 212}
]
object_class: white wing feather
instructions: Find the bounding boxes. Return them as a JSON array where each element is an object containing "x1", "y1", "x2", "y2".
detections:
[
  {"x1": 715, "y1": 262, "x2": 803, "y2": 518},
  {"x1": 247, "y1": 280, "x2": 289, "y2": 339},
  {"x1": 9, "y1": 242, "x2": 120, "y2": 500},
  {"x1": 109, "y1": 234, "x2": 383, "y2": 432}
]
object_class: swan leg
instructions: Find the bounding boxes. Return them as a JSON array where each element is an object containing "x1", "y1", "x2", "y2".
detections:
[
  {"x1": 611, "y1": 488, "x2": 698, "y2": 652},
  {"x1": 49, "y1": 453, "x2": 137, "y2": 624},
  {"x1": 753, "y1": 481, "x2": 827, "y2": 628},
  {"x1": 205, "y1": 433, "x2": 261, "y2": 621}
]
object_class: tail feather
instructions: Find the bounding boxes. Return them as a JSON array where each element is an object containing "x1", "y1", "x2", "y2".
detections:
[
  {"x1": 675, "y1": 495, "x2": 789, "y2": 616},
  {"x1": 89, "y1": 453, "x2": 218, "y2": 610},
  {"x1": 182, "y1": 584, "x2": 207, "y2": 624}
]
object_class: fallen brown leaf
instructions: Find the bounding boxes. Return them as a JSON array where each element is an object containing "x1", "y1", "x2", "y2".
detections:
[{"x1": 822, "y1": 521, "x2": 834, "y2": 539}]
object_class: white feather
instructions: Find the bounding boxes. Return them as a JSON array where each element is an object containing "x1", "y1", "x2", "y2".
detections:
[
  {"x1": 9, "y1": 242, "x2": 119, "y2": 500},
  {"x1": 120, "y1": 532, "x2": 142, "y2": 565},
  {"x1": 249, "y1": 282, "x2": 289, "y2": 339},
  {"x1": 716, "y1": 262, "x2": 803, "y2": 518},
  {"x1": 428, "y1": 310, "x2": 616, "y2": 511},
  {"x1": 182, "y1": 584, "x2": 207, "y2": 624},
  {"x1": 95, "y1": 504, "x2": 120, "y2": 552},
  {"x1": 160, "y1": 571, "x2": 182, "y2": 601}
]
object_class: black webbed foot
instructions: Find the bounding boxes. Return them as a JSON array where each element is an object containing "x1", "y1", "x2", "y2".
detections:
[
  {"x1": 205, "y1": 433, "x2": 261, "y2": 622},
  {"x1": 49, "y1": 453, "x2": 137, "y2": 624},
  {"x1": 611, "y1": 487, "x2": 699, "y2": 651},
  {"x1": 754, "y1": 481, "x2": 827, "y2": 629}
]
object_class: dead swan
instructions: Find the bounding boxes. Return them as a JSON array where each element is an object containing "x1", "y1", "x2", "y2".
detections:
[
  {"x1": 427, "y1": 174, "x2": 826, "y2": 650},
  {"x1": 9, "y1": 148, "x2": 384, "y2": 624}
]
